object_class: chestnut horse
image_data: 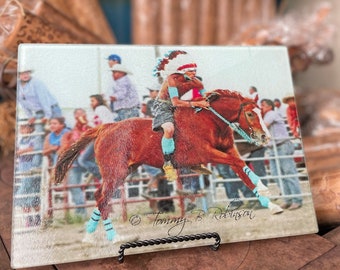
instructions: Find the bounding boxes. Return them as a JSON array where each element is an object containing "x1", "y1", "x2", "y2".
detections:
[{"x1": 55, "y1": 89, "x2": 283, "y2": 241}]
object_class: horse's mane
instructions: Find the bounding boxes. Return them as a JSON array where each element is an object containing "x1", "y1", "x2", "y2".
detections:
[{"x1": 208, "y1": 89, "x2": 253, "y2": 103}]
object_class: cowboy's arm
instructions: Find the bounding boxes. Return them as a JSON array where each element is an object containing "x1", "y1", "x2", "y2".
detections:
[
  {"x1": 192, "y1": 76, "x2": 207, "y2": 96},
  {"x1": 168, "y1": 76, "x2": 209, "y2": 108},
  {"x1": 171, "y1": 96, "x2": 209, "y2": 108}
]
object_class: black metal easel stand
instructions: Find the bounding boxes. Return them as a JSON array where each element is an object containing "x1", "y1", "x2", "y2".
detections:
[{"x1": 118, "y1": 232, "x2": 221, "y2": 263}]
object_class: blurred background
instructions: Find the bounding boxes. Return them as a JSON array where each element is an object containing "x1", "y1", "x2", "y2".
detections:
[{"x1": 0, "y1": 0, "x2": 339, "y2": 229}]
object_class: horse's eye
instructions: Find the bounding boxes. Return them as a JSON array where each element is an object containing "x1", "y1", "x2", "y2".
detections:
[{"x1": 246, "y1": 112, "x2": 254, "y2": 118}]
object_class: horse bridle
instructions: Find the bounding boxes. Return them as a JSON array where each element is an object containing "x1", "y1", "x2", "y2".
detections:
[
  {"x1": 237, "y1": 101, "x2": 259, "y2": 139},
  {"x1": 208, "y1": 101, "x2": 262, "y2": 146}
]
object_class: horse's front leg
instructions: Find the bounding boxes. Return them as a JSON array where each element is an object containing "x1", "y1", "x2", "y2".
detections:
[
  {"x1": 228, "y1": 150, "x2": 283, "y2": 214},
  {"x1": 236, "y1": 166, "x2": 283, "y2": 214},
  {"x1": 209, "y1": 147, "x2": 283, "y2": 214}
]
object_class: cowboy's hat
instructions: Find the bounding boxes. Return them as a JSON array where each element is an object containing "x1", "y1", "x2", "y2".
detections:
[
  {"x1": 18, "y1": 66, "x2": 33, "y2": 73},
  {"x1": 282, "y1": 93, "x2": 295, "y2": 104},
  {"x1": 146, "y1": 81, "x2": 161, "y2": 91},
  {"x1": 110, "y1": 64, "x2": 132, "y2": 75}
]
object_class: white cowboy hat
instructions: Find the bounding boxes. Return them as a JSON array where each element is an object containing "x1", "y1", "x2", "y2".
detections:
[
  {"x1": 110, "y1": 64, "x2": 132, "y2": 75},
  {"x1": 282, "y1": 93, "x2": 295, "y2": 104},
  {"x1": 146, "y1": 81, "x2": 161, "y2": 91},
  {"x1": 18, "y1": 66, "x2": 34, "y2": 73}
]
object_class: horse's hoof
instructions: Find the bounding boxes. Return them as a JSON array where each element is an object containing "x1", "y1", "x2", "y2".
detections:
[
  {"x1": 82, "y1": 232, "x2": 96, "y2": 245},
  {"x1": 112, "y1": 235, "x2": 125, "y2": 243},
  {"x1": 268, "y1": 202, "x2": 284, "y2": 215},
  {"x1": 106, "y1": 230, "x2": 117, "y2": 241},
  {"x1": 103, "y1": 218, "x2": 116, "y2": 241}
]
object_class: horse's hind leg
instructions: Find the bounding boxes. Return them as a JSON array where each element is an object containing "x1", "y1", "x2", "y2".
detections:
[
  {"x1": 86, "y1": 185, "x2": 103, "y2": 234},
  {"x1": 98, "y1": 194, "x2": 117, "y2": 241},
  {"x1": 103, "y1": 218, "x2": 116, "y2": 241},
  {"x1": 85, "y1": 183, "x2": 117, "y2": 241},
  {"x1": 86, "y1": 210, "x2": 116, "y2": 241},
  {"x1": 94, "y1": 181, "x2": 118, "y2": 241},
  {"x1": 86, "y1": 208, "x2": 101, "y2": 233}
]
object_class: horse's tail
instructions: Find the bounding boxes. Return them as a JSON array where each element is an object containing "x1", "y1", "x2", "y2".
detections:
[{"x1": 54, "y1": 126, "x2": 100, "y2": 184}]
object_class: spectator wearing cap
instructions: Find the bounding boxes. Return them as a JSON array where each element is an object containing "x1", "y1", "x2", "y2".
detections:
[
  {"x1": 106, "y1": 54, "x2": 122, "y2": 111},
  {"x1": 107, "y1": 54, "x2": 121, "y2": 67},
  {"x1": 282, "y1": 93, "x2": 300, "y2": 138},
  {"x1": 17, "y1": 66, "x2": 63, "y2": 169},
  {"x1": 17, "y1": 67, "x2": 62, "y2": 126},
  {"x1": 109, "y1": 64, "x2": 140, "y2": 121}
]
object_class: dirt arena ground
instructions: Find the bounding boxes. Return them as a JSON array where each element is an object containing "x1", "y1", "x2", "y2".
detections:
[{"x1": 11, "y1": 185, "x2": 318, "y2": 268}]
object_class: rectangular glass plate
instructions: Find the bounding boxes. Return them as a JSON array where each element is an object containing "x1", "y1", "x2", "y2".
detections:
[{"x1": 11, "y1": 44, "x2": 318, "y2": 268}]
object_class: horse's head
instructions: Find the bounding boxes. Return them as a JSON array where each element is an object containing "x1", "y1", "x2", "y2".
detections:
[
  {"x1": 237, "y1": 102, "x2": 271, "y2": 145},
  {"x1": 207, "y1": 90, "x2": 270, "y2": 146}
]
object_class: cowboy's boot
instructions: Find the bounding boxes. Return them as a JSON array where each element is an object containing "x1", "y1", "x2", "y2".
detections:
[{"x1": 163, "y1": 154, "x2": 178, "y2": 181}]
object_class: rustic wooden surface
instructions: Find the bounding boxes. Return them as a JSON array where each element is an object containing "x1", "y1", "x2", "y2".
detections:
[
  {"x1": 1, "y1": 136, "x2": 340, "y2": 269},
  {"x1": 131, "y1": 0, "x2": 276, "y2": 45}
]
